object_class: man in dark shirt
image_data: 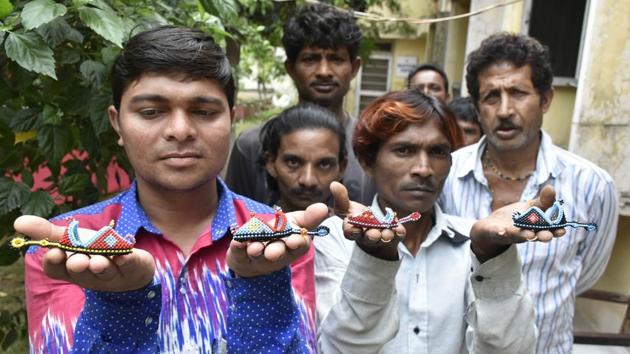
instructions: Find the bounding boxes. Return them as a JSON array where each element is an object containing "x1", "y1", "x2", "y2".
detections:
[{"x1": 226, "y1": 3, "x2": 376, "y2": 205}]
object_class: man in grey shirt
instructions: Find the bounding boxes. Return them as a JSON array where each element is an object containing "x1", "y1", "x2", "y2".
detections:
[{"x1": 225, "y1": 3, "x2": 376, "y2": 205}]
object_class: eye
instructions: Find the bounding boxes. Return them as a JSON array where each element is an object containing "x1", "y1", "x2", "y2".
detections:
[
  {"x1": 430, "y1": 84, "x2": 442, "y2": 92},
  {"x1": 482, "y1": 92, "x2": 500, "y2": 105},
  {"x1": 138, "y1": 109, "x2": 163, "y2": 119},
  {"x1": 284, "y1": 157, "x2": 300, "y2": 168},
  {"x1": 430, "y1": 146, "x2": 451, "y2": 158},
  {"x1": 393, "y1": 146, "x2": 412, "y2": 156},
  {"x1": 318, "y1": 161, "x2": 334, "y2": 170},
  {"x1": 192, "y1": 109, "x2": 218, "y2": 118}
]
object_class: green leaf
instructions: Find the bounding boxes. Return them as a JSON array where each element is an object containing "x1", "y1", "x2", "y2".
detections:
[
  {"x1": 57, "y1": 47, "x2": 80, "y2": 64},
  {"x1": 37, "y1": 17, "x2": 83, "y2": 47},
  {"x1": 58, "y1": 173, "x2": 90, "y2": 195},
  {"x1": 78, "y1": 6, "x2": 124, "y2": 47},
  {"x1": 0, "y1": 0, "x2": 13, "y2": 19},
  {"x1": 4, "y1": 31, "x2": 57, "y2": 79},
  {"x1": 80, "y1": 60, "x2": 106, "y2": 88},
  {"x1": 100, "y1": 45, "x2": 119, "y2": 65},
  {"x1": 200, "y1": 0, "x2": 238, "y2": 22},
  {"x1": 20, "y1": 190, "x2": 54, "y2": 217},
  {"x1": 21, "y1": 0, "x2": 67, "y2": 30},
  {"x1": 0, "y1": 178, "x2": 30, "y2": 215},
  {"x1": 37, "y1": 124, "x2": 71, "y2": 166},
  {"x1": 9, "y1": 108, "x2": 41, "y2": 132},
  {"x1": 88, "y1": 93, "x2": 111, "y2": 136},
  {"x1": 41, "y1": 105, "x2": 62, "y2": 126}
]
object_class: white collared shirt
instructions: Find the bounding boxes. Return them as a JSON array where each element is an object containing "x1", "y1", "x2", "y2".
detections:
[
  {"x1": 439, "y1": 131, "x2": 619, "y2": 353},
  {"x1": 315, "y1": 200, "x2": 536, "y2": 354}
]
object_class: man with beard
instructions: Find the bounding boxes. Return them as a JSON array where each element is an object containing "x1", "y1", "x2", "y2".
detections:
[
  {"x1": 260, "y1": 104, "x2": 347, "y2": 212},
  {"x1": 226, "y1": 3, "x2": 376, "y2": 205},
  {"x1": 440, "y1": 32, "x2": 618, "y2": 352},
  {"x1": 314, "y1": 89, "x2": 566, "y2": 353}
]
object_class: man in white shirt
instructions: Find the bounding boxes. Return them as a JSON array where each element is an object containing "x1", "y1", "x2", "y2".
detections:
[
  {"x1": 439, "y1": 32, "x2": 618, "y2": 353},
  {"x1": 315, "y1": 89, "x2": 565, "y2": 353}
]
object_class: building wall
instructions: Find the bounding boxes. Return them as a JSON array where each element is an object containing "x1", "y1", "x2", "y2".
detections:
[{"x1": 542, "y1": 86, "x2": 576, "y2": 149}]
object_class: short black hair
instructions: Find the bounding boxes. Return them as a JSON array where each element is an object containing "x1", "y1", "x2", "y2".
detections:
[
  {"x1": 111, "y1": 25, "x2": 235, "y2": 110},
  {"x1": 260, "y1": 104, "x2": 347, "y2": 191},
  {"x1": 406, "y1": 63, "x2": 450, "y2": 94},
  {"x1": 448, "y1": 96, "x2": 479, "y2": 125},
  {"x1": 282, "y1": 3, "x2": 362, "y2": 63},
  {"x1": 466, "y1": 32, "x2": 553, "y2": 107}
]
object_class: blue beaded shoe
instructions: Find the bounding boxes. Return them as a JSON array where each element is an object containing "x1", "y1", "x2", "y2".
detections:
[
  {"x1": 231, "y1": 207, "x2": 329, "y2": 242},
  {"x1": 512, "y1": 200, "x2": 597, "y2": 231}
]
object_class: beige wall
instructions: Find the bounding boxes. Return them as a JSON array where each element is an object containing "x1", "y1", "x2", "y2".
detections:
[{"x1": 542, "y1": 86, "x2": 576, "y2": 149}]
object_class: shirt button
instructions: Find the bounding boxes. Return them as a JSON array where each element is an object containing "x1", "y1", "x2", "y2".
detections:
[
  {"x1": 147, "y1": 290, "x2": 156, "y2": 299},
  {"x1": 475, "y1": 275, "x2": 484, "y2": 282},
  {"x1": 145, "y1": 317, "x2": 153, "y2": 326},
  {"x1": 226, "y1": 280, "x2": 232, "y2": 288},
  {"x1": 413, "y1": 326, "x2": 420, "y2": 335},
  {"x1": 179, "y1": 287, "x2": 186, "y2": 294}
]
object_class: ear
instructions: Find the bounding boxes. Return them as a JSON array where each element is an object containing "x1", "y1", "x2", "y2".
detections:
[
  {"x1": 285, "y1": 60, "x2": 296, "y2": 81},
  {"x1": 350, "y1": 57, "x2": 362, "y2": 79},
  {"x1": 359, "y1": 158, "x2": 374, "y2": 178},
  {"x1": 230, "y1": 107, "x2": 236, "y2": 124},
  {"x1": 264, "y1": 153, "x2": 278, "y2": 178},
  {"x1": 107, "y1": 105, "x2": 123, "y2": 147},
  {"x1": 541, "y1": 88, "x2": 554, "y2": 113}
]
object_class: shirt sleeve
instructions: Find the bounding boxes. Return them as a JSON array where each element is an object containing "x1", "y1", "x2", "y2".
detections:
[
  {"x1": 224, "y1": 267, "x2": 308, "y2": 354},
  {"x1": 465, "y1": 245, "x2": 536, "y2": 354},
  {"x1": 575, "y1": 177, "x2": 619, "y2": 294},
  {"x1": 315, "y1": 217, "x2": 401, "y2": 353},
  {"x1": 70, "y1": 281, "x2": 162, "y2": 353}
]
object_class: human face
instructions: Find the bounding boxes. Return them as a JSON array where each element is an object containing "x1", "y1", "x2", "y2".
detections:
[
  {"x1": 266, "y1": 128, "x2": 346, "y2": 212},
  {"x1": 477, "y1": 62, "x2": 553, "y2": 153},
  {"x1": 285, "y1": 46, "x2": 361, "y2": 109},
  {"x1": 409, "y1": 70, "x2": 449, "y2": 102},
  {"x1": 108, "y1": 73, "x2": 233, "y2": 193},
  {"x1": 456, "y1": 120, "x2": 482, "y2": 147},
  {"x1": 365, "y1": 120, "x2": 452, "y2": 215}
]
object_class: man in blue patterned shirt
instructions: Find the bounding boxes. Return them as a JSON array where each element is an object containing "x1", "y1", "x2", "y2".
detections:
[
  {"x1": 16, "y1": 26, "x2": 327, "y2": 353},
  {"x1": 440, "y1": 32, "x2": 619, "y2": 353}
]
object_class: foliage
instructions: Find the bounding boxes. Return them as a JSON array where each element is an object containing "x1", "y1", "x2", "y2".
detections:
[{"x1": 0, "y1": 0, "x2": 404, "y2": 349}]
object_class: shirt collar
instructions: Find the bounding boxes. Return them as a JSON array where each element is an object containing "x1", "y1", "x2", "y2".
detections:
[
  {"x1": 369, "y1": 196, "x2": 468, "y2": 249},
  {"x1": 457, "y1": 130, "x2": 560, "y2": 186},
  {"x1": 115, "y1": 178, "x2": 236, "y2": 241}
]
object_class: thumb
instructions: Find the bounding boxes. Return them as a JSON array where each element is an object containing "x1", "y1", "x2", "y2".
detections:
[
  {"x1": 330, "y1": 181, "x2": 350, "y2": 218},
  {"x1": 14, "y1": 215, "x2": 66, "y2": 241},
  {"x1": 534, "y1": 185, "x2": 556, "y2": 210}
]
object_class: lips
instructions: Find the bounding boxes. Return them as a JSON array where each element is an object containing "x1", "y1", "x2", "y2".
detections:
[
  {"x1": 494, "y1": 126, "x2": 521, "y2": 139},
  {"x1": 311, "y1": 82, "x2": 338, "y2": 93},
  {"x1": 159, "y1": 151, "x2": 202, "y2": 168}
]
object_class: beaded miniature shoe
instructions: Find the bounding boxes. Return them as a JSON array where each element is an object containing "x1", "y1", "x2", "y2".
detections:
[
  {"x1": 11, "y1": 219, "x2": 135, "y2": 255},
  {"x1": 230, "y1": 207, "x2": 329, "y2": 242},
  {"x1": 347, "y1": 207, "x2": 421, "y2": 229},
  {"x1": 512, "y1": 200, "x2": 597, "y2": 231}
]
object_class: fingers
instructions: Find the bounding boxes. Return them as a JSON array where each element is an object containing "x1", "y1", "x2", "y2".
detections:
[
  {"x1": 14, "y1": 215, "x2": 66, "y2": 241},
  {"x1": 42, "y1": 249, "x2": 70, "y2": 280},
  {"x1": 331, "y1": 181, "x2": 351, "y2": 218}
]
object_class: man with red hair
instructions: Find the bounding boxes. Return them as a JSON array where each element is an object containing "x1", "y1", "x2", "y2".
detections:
[{"x1": 315, "y1": 89, "x2": 566, "y2": 353}]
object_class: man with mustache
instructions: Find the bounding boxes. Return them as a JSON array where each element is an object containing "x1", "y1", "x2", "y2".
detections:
[
  {"x1": 260, "y1": 104, "x2": 347, "y2": 212},
  {"x1": 226, "y1": 3, "x2": 376, "y2": 205},
  {"x1": 407, "y1": 63, "x2": 451, "y2": 102},
  {"x1": 314, "y1": 89, "x2": 564, "y2": 353},
  {"x1": 440, "y1": 32, "x2": 619, "y2": 352}
]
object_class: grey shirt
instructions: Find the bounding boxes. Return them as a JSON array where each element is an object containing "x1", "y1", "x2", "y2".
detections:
[{"x1": 225, "y1": 116, "x2": 377, "y2": 205}]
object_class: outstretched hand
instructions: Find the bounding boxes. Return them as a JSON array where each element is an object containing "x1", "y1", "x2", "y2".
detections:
[
  {"x1": 330, "y1": 181, "x2": 405, "y2": 261},
  {"x1": 13, "y1": 216, "x2": 155, "y2": 292},
  {"x1": 470, "y1": 185, "x2": 567, "y2": 262},
  {"x1": 226, "y1": 203, "x2": 329, "y2": 278}
]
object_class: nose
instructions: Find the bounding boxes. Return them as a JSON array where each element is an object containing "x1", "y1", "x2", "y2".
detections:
[
  {"x1": 422, "y1": 86, "x2": 430, "y2": 96},
  {"x1": 315, "y1": 59, "x2": 332, "y2": 78},
  {"x1": 164, "y1": 110, "x2": 196, "y2": 141},
  {"x1": 298, "y1": 165, "x2": 318, "y2": 188},
  {"x1": 497, "y1": 91, "x2": 513, "y2": 118},
  {"x1": 410, "y1": 151, "x2": 433, "y2": 178}
]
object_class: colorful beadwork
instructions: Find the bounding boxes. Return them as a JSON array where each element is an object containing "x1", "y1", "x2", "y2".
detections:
[
  {"x1": 347, "y1": 207, "x2": 421, "y2": 229},
  {"x1": 230, "y1": 207, "x2": 329, "y2": 242},
  {"x1": 512, "y1": 200, "x2": 597, "y2": 231},
  {"x1": 11, "y1": 219, "x2": 135, "y2": 255}
]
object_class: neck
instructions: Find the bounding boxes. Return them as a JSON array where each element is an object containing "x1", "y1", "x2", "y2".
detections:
[
  {"x1": 485, "y1": 135, "x2": 540, "y2": 176},
  {"x1": 136, "y1": 179, "x2": 218, "y2": 254},
  {"x1": 300, "y1": 98, "x2": 347, "y2": 126}
]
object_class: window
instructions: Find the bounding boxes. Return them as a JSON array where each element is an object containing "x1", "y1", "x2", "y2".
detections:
[
  {"x1": 523, "y1": 0, "x2": 588, "y2": 83},
  {"x1": 355, "y1": 51, "x2": 392, "y2": 113}
]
